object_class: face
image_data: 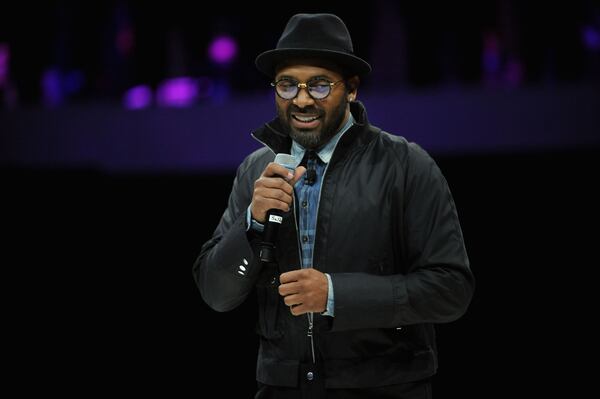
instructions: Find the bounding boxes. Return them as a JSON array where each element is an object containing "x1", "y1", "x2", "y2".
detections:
[{"x1": 274, "y1": 64, "x2": 353, "y2": 150}]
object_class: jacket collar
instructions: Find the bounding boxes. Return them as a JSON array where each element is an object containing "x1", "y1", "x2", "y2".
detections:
[{"x1": 251, "y1": 101, "x2": 374, "y2": 155}]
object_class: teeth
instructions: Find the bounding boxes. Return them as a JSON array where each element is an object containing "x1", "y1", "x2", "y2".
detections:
[{"x1": 294, "y1": 115, "x2": 318, "y2": 122}]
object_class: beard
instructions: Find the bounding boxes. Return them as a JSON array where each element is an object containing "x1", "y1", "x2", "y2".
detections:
[{"x1": 277, "y1": 96, "x2": 349, "y2": 150}]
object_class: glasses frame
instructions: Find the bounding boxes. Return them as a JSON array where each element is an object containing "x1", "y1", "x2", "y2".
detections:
[{"x1": 271, "y1": 78, "x2": 344, "y2": 100}]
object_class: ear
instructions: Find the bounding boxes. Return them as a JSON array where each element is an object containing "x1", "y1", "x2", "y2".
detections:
[{"x1": 346, "y1": 76, "x2": 360, "y2": 101}]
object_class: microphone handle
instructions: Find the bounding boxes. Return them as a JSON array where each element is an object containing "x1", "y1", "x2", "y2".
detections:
[{"x1": 263, "y1": 209, "x2": 284, "y2": 245}]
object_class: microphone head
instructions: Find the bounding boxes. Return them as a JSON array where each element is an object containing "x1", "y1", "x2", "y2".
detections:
[{"x1": 274, "y1": 153, "x2": 297, "y2": 171}]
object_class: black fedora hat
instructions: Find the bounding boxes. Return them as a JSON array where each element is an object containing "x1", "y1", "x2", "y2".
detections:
[{"x1": 255, "y1": 13, "x2": 371, "y2": 78}]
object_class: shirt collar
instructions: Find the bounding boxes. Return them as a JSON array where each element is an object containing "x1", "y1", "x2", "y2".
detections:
[{"x1": 291, "y1": 113, "x2": 355, "y2": 166}]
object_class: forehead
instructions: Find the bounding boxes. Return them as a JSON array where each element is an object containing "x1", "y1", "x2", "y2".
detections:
[{"x1": 275, "y1": 64, "x2": 343, "y2": 81}]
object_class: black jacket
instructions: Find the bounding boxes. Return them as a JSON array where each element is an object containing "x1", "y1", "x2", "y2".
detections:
[{"x1": 193, "y1": 101, "x2": 474, "y2": 388}]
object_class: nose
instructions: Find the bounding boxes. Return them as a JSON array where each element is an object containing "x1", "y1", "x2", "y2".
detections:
[{"x1": 293, "y1": 86, "x2": 315, "y2": 108}]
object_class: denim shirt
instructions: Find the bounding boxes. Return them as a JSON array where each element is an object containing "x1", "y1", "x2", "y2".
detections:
[{"x1": 247, "y1": 114, "x2": 355, "y2": 317}]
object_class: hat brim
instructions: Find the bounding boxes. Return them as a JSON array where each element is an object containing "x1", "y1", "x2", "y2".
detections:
[{"x1": 255, "y1": 48, "x2": 371, "y2": 78}]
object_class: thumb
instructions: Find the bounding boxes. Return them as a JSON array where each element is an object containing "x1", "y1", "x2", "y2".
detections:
[{"x1": 289, "y1": 166, "x2": 306, "y2": 186}]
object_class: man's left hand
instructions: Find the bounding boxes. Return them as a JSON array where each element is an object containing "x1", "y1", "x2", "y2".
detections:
[{"x1": 278, "y1": 269, "x2": 328, "y2": 316}]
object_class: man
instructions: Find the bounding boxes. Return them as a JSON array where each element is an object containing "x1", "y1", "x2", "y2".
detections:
[{"x1": 193, "y1": 13, "x2": 474, "y2": 399}]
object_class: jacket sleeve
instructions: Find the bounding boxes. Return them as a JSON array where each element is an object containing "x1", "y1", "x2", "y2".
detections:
[
  {"x1": 330, "y1": 143, "x2": 475, "y2": 331},
  {"x1": 192, "y1": 159, "x2": 264, "y2": 312}
]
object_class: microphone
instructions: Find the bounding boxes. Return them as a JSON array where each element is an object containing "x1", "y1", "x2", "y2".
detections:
[
  {"x1": 304, "y1": 168, "x2": 317, "y2": 185},
  {"x1": 304, "y1": 150, "x2": 317, "y2": 185},
  {"x1": 259, "y1": 153, "x2": 297, "y2": 263}
]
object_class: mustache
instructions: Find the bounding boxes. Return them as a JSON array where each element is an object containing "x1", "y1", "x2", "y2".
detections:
[{"x1": 288, "y1": 105, "x2": 324, "y2": 116}]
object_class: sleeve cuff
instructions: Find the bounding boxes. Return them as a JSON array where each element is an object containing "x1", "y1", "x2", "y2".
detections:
[
  {"x1": 246, "y1": 205, "x2": 265, "y2": 233},
  {"x1": 321, "y1": 273, "x2": 335, "y2": 317}
]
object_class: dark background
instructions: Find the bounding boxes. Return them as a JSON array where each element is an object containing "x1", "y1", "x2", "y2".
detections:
[
  {"x1": 6, "y1": 150, "x2": 597, "y2": 397},
  {"x1": 2, "y1": 1, "x2": 599, "y2": 397}
]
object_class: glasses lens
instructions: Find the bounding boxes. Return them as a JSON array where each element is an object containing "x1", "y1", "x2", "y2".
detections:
[
  {"x1": 274, "y1": 79, "x2": 335, "y2": 100},
  {"x1": 276, "y1": 80, "x2": 298, "y2": 99},
  {"x1": 308, "y1": 81, "x2": 331, "y2": 99}
]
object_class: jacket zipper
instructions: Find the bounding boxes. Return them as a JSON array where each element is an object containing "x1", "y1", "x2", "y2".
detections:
[
  {"x1": 305, "y1": 160, "x2": 332, "y2": 365},
  {"x1": 292, "y1": 192, "x2": 316, "y2": 364},
  {"x1": 308, "y1": 124, "x2": 350, "y2": 363}
]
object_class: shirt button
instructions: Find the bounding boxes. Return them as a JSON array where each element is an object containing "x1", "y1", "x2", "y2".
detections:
[
  {"x1": 302, "y1": 236, "x2": 308, "y2": 243},
  {"x1": 301, "y1": 200, "x2": 307, "y2": 208},
  {"x1": 306, "y1": 371, "x2": 314, "y2": 381}
]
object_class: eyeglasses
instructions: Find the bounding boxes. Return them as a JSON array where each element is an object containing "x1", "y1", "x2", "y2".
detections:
[{"x1": 271, "y1": 78, "x2": 344, "y2": 100}]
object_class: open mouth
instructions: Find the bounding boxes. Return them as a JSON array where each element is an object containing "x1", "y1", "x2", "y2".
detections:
[
  {"x1": 292, "y1": 114, "x2": 319, "y2": 122},
  {"x1": 291, "y1": 113, "x2": 321, "y2": 129}
]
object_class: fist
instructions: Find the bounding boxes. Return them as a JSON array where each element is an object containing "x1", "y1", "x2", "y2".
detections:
[
  {"x1": 251, "y1": 162, "x2": 306, "y2": 223},
  {"x1": 278, "y1": 268, "x2": 329, "y2": 316}
]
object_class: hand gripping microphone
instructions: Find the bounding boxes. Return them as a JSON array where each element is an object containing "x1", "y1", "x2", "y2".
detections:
[{"x1": 258, "y1": 153, "x2": 297, "y2": 263}]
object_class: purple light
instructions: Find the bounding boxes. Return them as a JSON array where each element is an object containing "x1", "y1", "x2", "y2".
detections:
[
  {"x1": 156, "y1": 77, "x2": 198, "y2": 107},
  {"x1": 0, "y1": 43, "x2": 9, "y2": 87},
  {"x1": 64, "y1": 70, "x2": 85, "y2": 94},
  {"x1": 482, "y1": 33, "x2": 501, "y2": 75},
  {"x1": 40, "y1": 68, "x2": 86, "y2": 107},
  {"x1": 41, "y1": 68, "x2": 63, "y2": 107},
  {"x1": 582, "y1": 25, "x2": 600, "y2": 51},
  {"x1": 208, "y1": 35, "x2": 238, "y2": 65},
  {"x1": 123, "y1": 85, "x2": 153, "y2": 109}
]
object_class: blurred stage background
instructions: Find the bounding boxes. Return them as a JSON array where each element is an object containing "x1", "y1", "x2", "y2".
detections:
[{"x1": 2, "y1": 1, "x2": 599, "y2": 397}]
